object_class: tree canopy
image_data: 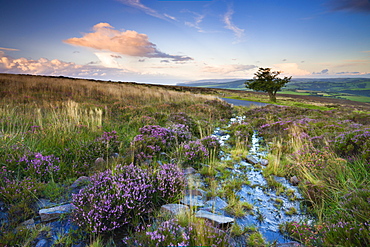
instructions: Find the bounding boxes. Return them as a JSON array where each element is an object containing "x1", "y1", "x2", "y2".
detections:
[{"x1": 245, "y1": 68, "x2": 291, "y2": 102}]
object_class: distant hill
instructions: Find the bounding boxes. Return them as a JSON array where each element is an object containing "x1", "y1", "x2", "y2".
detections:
[{"x1": 178, "y1": 78, "x2": 370, "y2": 102}]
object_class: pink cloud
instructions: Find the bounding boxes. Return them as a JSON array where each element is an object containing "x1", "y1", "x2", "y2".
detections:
[
  {"x1": 0, "y1": 47, "x2": 20, "y2": 51},
  {"x1": 64, "y1": 23, "x2": 192, "y2": 62},
  {"x1": 0, "y1": 52, "x2": 120, "y2": 78},
  {"x1": 273, "y1": 63, "x2": 311, "y2": 76}
]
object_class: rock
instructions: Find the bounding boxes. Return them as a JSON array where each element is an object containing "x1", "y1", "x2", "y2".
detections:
[
  {"x1": 19, "y1": 218, "x2": 35, "y2": 229},
  {"x1": 186, "y1": 188, "x2": 205, "y2": 197},
  {"x1": 95, "y1": 157, "x2": 105, "y2": 166},
  {"x1": 39, "y1": 204, "x2": 74, "y2": 222},
  {"x1": 195, "y1": 210, "x2": 234, "y2": 226},
  {"x1": 181, "y1": 195, "x2": 205, "y2": 207},
  {"x1": 70, "y1": 176, "x2": 91, "y2": 195},
  {"x1": 290, "y1": 176, "x2": 300, "y2": 186},
  {"x1": 246, "y1": 155, "x2": 259, "y2": 165},
  {"x1": 260, "y1": 158, "x2": 269, "y2": 166},
  {"x1": 161, "y1": 204, "x2": 189, "y2": 216},
  {"x1": 35, "y1": 238, "x2": 51, "y2": 247},
  {"x1": 276, "y1": 241, "x2": 303, "y2": 247},
  {"x1": 205, "y1": 197, "x2": 228, "y2": 211},
  {"x1": 183, "y1": 167, "x2": 197, "y2": 175},
  {"x1": 71, "y1": 176, "x2": 91, "y2": 189}
]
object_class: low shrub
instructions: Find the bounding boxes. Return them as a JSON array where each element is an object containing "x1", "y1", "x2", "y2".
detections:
[
  {"x1": 72, "y1": 163, "x2": 185, "y2": 235},
  {"x1": 72, "y1": 164, "x2": 155, "y2": 234}
]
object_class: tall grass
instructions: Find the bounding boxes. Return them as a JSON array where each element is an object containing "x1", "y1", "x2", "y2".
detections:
[{"x1": 0, "y1": 74, "x2": 235, "y2": 246}]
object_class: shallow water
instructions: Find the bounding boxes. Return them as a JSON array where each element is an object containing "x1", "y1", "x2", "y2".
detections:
[{"x1": 213, "y1": 117, "x2": 310, "y2": 244}]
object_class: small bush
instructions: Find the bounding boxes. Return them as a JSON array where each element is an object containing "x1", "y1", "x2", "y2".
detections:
[
  {"x1": 72, "y1": 164, "x2": 155, "y2": 234},
  {"x1": 154, "y1": 163, "x2": 185, "y2": 205}
]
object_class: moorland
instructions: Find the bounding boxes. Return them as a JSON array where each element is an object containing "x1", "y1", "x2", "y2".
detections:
[{"x1": 0, "y1": 73, "x2": 369, "y2": 246}]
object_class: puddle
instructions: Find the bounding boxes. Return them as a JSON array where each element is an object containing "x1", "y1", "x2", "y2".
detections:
[{"x1": 212, "y1": 117, "x2": 311, "y2": 244}]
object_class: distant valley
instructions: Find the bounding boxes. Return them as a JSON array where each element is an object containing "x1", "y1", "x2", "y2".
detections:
[{"x1": 178, "y1": 78, "x2": 370, "y2": 103}]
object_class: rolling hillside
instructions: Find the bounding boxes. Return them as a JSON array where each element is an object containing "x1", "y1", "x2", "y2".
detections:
[{"x1": 178, "y1": 78, "x2": 370, "y2": 103}]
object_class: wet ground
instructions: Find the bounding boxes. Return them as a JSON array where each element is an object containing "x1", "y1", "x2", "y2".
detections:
[{"x1": 213, "y1": 117, "x2": 311, "y2": 244}]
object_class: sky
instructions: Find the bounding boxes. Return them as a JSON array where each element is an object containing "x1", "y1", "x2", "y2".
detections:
[{"x1": 0, "y1": 0, "x2": 370, "y2": 84}]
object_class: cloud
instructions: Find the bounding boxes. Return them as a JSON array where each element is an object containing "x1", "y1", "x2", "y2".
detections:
[
  {"x1": 223, "y1": 6, "x2": 245, "y2": 42},
  {"x1": 336, "y1": 71, "x2": 370, "y2": 75},
  {"x1": 203, "y1": 64, "x2": 257, "y2": 74},
  {"x1": 273, "y1": 63, "x2": 311, "y2": 76},
  {"x1": 111, "y1": 54, "x2": 122, "y2": 59},
  {"x1": 313, "y1": 69, "x2": 329, "y2": 74},
  {"x1": 0, "y1": 47, "x2": 20, "y2": 51},
  {"x1": 64, "y1": 23, "x2": 192, "y2": 62},
  {"x1": 184, "y1": 11, "x2": 206, "y2": 32},
  {"x1": 326, "y1": 0, "x2": 370, "y2": 13},
  {"x1": 116, "y1": 0, "x2": 176, "y2": 20},
  {"x1": 0, "y1": 52, "x2": 121, "y2": 77}
]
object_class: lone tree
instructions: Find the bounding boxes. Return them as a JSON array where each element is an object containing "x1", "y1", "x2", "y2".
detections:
[{"x1": 245, "y1": 67, "x2": 291, "y2": 102}]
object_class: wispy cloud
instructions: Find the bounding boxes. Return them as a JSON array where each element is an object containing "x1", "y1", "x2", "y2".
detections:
[
  {"x1": 184, "y1": 10, "x2": 206, "y2": 32},
  {"x1": 116, "y1": 0, "x2": 176, "y2": 20},
  {"x1": 64, "y1": 23, "x2": 192, "y2": 62},
  {"x1": 326, "y1": 0, "x2": 370, "y2": 13},
  {"x1": 223, "y1": 6, "x2": 245, "y2": 43},
  {"x1": 0, "y1": 47, "x2": 20, "y2": 51},
  {"x1": 203, "y1": 64, "x2": 256, "y2": 74}
]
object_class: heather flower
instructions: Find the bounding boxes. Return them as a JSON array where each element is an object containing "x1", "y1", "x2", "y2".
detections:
[
  {"x1": 72, "y1": 164, "x2": 155, "y2": 234},
  {"x1": 154, "y1": 163, "x2": 185, "y2": 205},
  {"x1": 180, "y1": 140, "x2": 209, "y2": 167},
  {"x1": 5, "y1": 151, "x2": 60, "y2": 182}
]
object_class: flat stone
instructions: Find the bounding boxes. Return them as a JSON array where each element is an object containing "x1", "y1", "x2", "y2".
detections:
[
  {"x1": 205, "y1": 197, "x2": 228, "y2": 211},
  {"x1": 181, "y1": 195, "x2": 205, "y2": 207},
  {"x1": 186, "y1": 188, "x2": 205, "y2": 197},
  {"x1": 183, "y1": 167, "x2": 197, "y2": 175},
  {"x1": 246, "y1": 155, "x2": 259, "y2": 165},
  {"x1": 260, "y1": 158, "x2": 269, "y2": 166},
  {"x1": 35, "y1": 239, "x2": 50, "y2": 247},
  {"x1": 19, "y1": 218, "x2": 35, "y2": 229},
  {"x1": 161, "y1": 204, "x2": 189, "y2": 216},
  {"x1": 276, "y1": 241, "x2": 303, "y2": 247},
  {"x1": 290, "y1": 176, "x2": 300, "y2": 186},
  {"x1": 39, "y1": 204, "x2": 74, "y2": 222},
  {"x1": 195, "y1": 210, "x2": 234, "y2": 225}
]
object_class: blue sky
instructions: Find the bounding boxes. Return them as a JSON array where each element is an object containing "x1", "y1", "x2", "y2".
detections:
[{"x1": 0, "y1": 0, "x2": 369, "y2": 84}]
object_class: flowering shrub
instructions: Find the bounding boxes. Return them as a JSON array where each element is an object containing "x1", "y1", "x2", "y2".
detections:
[
  {"x1": 131, "y1": 125, "x2": 192, "y2": 161},
  {"x1": 200, "y1": 135, "x2": 221, "y2": 154},
  {"x1": 72, "y1": 164, "x2": 155, "y2": 234},
  {"x1": 168, "y1": 112, "x2": 197, "y2": 135},
  {"x1": 5, "y1": 151, "x2": 60, "y2": 182},
  {"x1": 139, "y1": 219, "x2": 229, "y2": 247},
  {"x1": 180, "y1": 140, "x2": 209, "y2": 167},
  {"x1": 282, "y1": 220, "x2": 370, "y2": 247},
  {"x1": 154, "y1": 163, "x2": 185, "y2": 205},
  {"x1": 145, "y1": 219, "x2": 190, "y2": 247},
  {"x1": 334, "y1": 129, "x2": 370, "y2": 161}
]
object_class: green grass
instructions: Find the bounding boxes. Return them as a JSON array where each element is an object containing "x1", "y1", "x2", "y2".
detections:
[{"x1": 337, "y1": 95, "x2": 370, "y2": 103}]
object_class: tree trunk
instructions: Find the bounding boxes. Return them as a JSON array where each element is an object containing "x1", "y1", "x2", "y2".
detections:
[{"x1": 268, "y1": 92, "x2": 276, "y2": 102}]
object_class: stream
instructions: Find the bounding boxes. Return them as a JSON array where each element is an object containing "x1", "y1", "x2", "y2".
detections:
[{"x1": 213, "y1": 117, "x2": 310, "y2": 244}]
